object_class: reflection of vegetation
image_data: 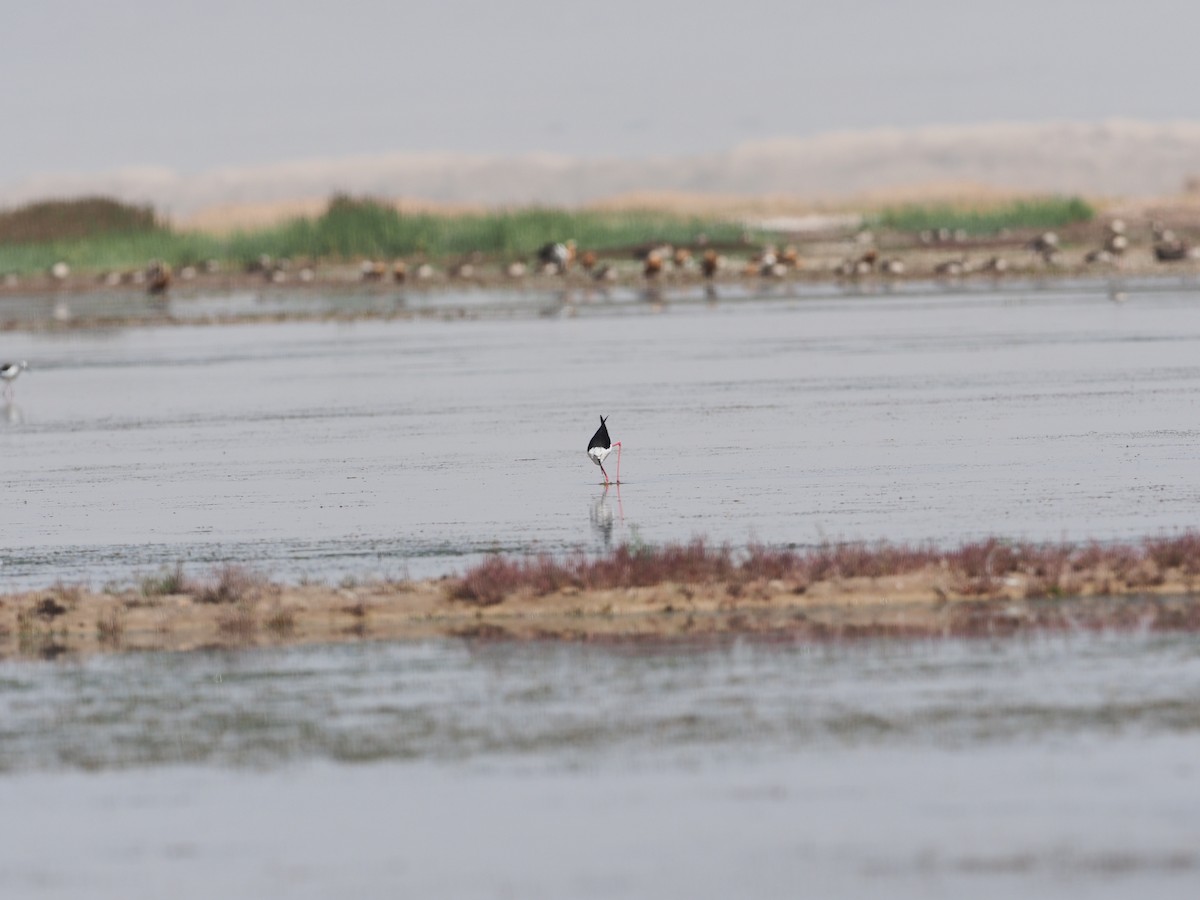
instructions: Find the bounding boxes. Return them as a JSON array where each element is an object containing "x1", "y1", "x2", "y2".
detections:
[
  {"x1": 216, "y1": 602, "x2": 259, "y2": 641},
  {"x1": 264, "y1": 604, "x2": 296, "y2": 637},
  {"x1": 0, "y1": 194, "x2": 750, "y2": 274},
  {"x1": 15, "y1": 600, "x2": 71, "y2": 659},
  {"x1": 96, "y1": 608, "x2": 125, "y2": 648},
  {"x1": 876, "y1": 196, "x2": 1094, "y2": 235}
]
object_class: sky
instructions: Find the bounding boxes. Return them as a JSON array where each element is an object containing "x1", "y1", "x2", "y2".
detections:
[{"x1": 3, "y1": 0, "x2": 1199, "y2": 183}]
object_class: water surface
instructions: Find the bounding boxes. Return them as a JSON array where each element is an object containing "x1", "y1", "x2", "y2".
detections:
[
  {"x1": 2, "y1": 634, "x2": 1199, "y2": 899},
  {"x1": 4, "y1": 277, "x2": 1200, "y2": 588},
  {"x1": 5, "y1": 280, "x2": 1200, "y2": 898}
]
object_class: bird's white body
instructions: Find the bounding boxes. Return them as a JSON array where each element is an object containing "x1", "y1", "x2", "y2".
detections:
[
  {"x1": 1, "y1": 360, "x2": 27, "y2": 399},
  {"x1": 0, "y1": 360, "x2": 27, "y2": 382},
  {"x1": 586, "y1": 415, "x2": 622, "y2": 484}
]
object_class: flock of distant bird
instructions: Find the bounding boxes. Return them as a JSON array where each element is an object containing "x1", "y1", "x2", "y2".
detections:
[
  {"x1": 4, "y1": 218, "x2": 1198, "y2": 302},
  {"x1": 359, "y1": 240, "x2": 727, "y2": 284},
  {"x1": 263, "y1": 220, "x2": 1200, "y2": 287}
]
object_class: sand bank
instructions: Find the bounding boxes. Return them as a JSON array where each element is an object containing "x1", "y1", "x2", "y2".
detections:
[{"x1": 3, "y1": 564, "x2": 1199, "y2": 661}]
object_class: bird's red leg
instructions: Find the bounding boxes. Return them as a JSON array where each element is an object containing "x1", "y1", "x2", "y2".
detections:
[
  {"x1": 600, "y1": 462, "x2": 609, "y2": 485},
  {"x1": 613, "y1": 442, "x2": 622, "y2": 484}
]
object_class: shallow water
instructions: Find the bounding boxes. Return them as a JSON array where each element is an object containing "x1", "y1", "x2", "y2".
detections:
[
  {"x1": 2, "y1": 278, "x2": 1200, "y2": 592},
  {"x1": 3, "y1": 277, "x2": 1200, "y2": 588},
  {"x1": 5, "y1": 280, "x2": 1200, "y2": 898},
  {"x1": 2, "y1": 633, "x2": 1200, "y2": 899}
]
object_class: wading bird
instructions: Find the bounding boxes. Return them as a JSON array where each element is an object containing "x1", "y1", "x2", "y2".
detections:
[
  {"x1": 538, "y1": 240, "x2": 576, "y2": 274},
  {"x1": 587, "y1": 415, "x2": 621, "y2": 485},
  {"x1": 1, "y1": 360, "x2": 28, "y2": 400},
  {"x1": 146, "y1": 261, "x2": 172, "y2": 296}
]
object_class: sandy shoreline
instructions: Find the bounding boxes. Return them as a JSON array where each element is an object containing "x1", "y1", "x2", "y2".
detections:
[{"x1": 3, "y1": 565, "x2": 1199, "y2": 661}]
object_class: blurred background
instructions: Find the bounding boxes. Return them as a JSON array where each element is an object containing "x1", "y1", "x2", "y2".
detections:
[
  {"x1": 5, "y1": 0, "x2": 1200, "y2": 219},
  {"x1": 5, "y1": 8, "x2": 1200, "y2": 900}
]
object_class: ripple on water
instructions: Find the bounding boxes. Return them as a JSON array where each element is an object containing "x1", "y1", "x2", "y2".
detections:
[
  {"x1": 4, "y1": 282, "x2": 1200, "y2": 587},
  {"x1": 2, "y1": 631, "x2": 1200, "y2": 773}
]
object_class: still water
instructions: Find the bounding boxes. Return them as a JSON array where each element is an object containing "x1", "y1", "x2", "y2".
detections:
[
  {"x1": 3, "y1": 281, "x2": 1200, "y2": 898},
  {"x1": 2, "y1": 277, "x2": 1200, "y2": 589},
  {"x1": 2, "y1": 633, "x2": 1200, "y2": 898}
]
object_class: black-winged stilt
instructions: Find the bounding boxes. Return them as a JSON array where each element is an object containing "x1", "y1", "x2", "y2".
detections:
[
  {"x1": 1, "y1": 360, "x2": 27, "y2": 400},
  {"x1": 587, "y1": 415, "x2": 621, "y2": 485}
]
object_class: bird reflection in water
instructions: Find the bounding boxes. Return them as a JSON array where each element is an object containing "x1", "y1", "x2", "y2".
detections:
[
  {"x1": 2, "y1": 401, "x2": 25, "y2": 426},
  {"x1": 641, "y1": 284, "x2": 666, "y2": 310},
  {"x1": 589, "y1": 483, "x2": 624, "y2": 549}
]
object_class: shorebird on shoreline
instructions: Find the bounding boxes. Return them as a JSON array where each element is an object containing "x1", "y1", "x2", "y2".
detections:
[
  {"x1": 538, "y1": 240, "x2": 576, "y2": 274},
  {"x1": 146, "y1": 261, "x2": 172, "y2": 295},
  {"x1": 587, "y1": 415, "x2": 621, "y2": 485},
  {"x1": 1, "y1": 360, "x2": 28, "y2": 400}
]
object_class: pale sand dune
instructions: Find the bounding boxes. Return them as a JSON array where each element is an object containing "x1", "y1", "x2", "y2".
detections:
[
  {"x1": 581, "y1": 183, "x2": 1029, "y2": 214},
  {"x1": 180, "y1": 198, "x2": 329, "y2": 233},
  {"x1": 181, "y1": 196, "x2": 493, "y2": 234},
  {"x1": 6, "y1": 121, "x2": 1200, "y2": 227}
]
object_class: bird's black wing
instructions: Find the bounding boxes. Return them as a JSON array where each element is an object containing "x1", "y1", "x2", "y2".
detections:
[{"x1": 588, "y1": 415, "x2": 610, "y2": 451}]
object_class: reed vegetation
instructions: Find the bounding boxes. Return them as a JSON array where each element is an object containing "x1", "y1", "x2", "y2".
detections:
[
  {"x1": 0, "y1": 193, "x2": 1103, "y2": 277},
  {"x1": 0, "y1": 195, "x2": 750, "y2": 274},
  {"x1": 221, "y1": 197, "x2": 752, "y2": 263},
  {"x1": 0, "y1": 197, "x2": 163, "y2": 243},
  {"x1": 449, "y1": 533, "x2": 1200, "y2": 606},
  {"x1": 876, "y1": 195, "x2": 1094, "y2": 235}
]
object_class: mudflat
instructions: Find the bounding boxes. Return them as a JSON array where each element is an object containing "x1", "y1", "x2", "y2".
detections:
[{"x1": 4, "y1": 563, "x2": 1199, "y2": 661}]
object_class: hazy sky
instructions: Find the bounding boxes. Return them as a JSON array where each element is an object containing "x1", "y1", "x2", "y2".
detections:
[{"x1": 4, "y1": 0, "x2": 1198, "y2": 182}]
